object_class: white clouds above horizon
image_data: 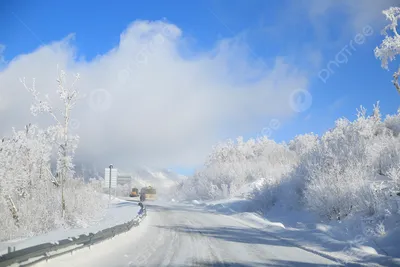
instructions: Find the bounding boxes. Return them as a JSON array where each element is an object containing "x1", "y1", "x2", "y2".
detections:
[
  {"x1": 305, "y1": 0, "x2": 397, "y2": 32},
  {"x1": 0, "y1": 20, "x2": 308, "y2": 170},
  {"x1": 1, "y1": 0, "x2": 398, "y2": 172},
  {"x1": 262, "y1": 0, "x2": 398, "y2": 71}
]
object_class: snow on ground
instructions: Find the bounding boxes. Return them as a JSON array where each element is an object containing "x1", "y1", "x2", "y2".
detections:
[
  {"x1": 0, "y1": 197, "x2": 141, "y2": 256},
  {"x1": 35, "y1": 206, "x2": 152, "y2": 267},
  {"x1": 188, "y1": 198, "x2": 400, "y2": 266}
]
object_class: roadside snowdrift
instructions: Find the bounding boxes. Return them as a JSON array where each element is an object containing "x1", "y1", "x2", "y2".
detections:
[
  {"x1": 190, "y1": 198, "x2": 400, "y2": 266},
  {"x1": 0, "y1": 197, "x2": 140, "y2": 256}
]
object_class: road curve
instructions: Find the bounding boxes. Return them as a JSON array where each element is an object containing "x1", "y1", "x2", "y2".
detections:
[{"x1": 35, "y1": 201, "x2": 341, "y2": 267}]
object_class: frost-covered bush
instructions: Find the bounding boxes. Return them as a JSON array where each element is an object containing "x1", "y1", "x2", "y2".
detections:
[
  {"x1": 297, "y1": 105, "x2": 400, "y2": 220},
  {"x1": 177, "y1": 103, "x2": 400, "y2": 223},
  {"x1": 0, "y1": 70, "x2": 106, "y2": 241},
  {"x1": 177, "y1": 136, "x2": 297, "y2": 201},
  {"x1": 0, "y1": 125, "x2": 106, "y2": 240}
]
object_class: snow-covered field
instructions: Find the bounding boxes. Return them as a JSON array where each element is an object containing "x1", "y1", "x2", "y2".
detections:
[{"x1": 0, "y1": 197, "x2": 140, "y2": 256}]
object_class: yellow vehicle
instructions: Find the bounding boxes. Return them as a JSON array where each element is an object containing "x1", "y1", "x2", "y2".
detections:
[
  {"x1": 129, "y1": 188, "x2": 139, "y2": 197},
  {"x1": 140, "y1": 186, "x2": 157, "y2": 201}
]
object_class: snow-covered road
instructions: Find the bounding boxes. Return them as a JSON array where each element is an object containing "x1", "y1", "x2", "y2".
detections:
[{"x1": 35, "y1": 201, "x2": 342, "y2": 267}]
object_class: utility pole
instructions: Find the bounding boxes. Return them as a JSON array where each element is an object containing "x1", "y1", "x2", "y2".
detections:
[{"x1": 109, "y1": 164, "x2": 113, "y2": 205}]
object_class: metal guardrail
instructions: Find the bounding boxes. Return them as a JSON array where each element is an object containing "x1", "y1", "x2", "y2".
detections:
[{"x1": 0, "y1": 207, "x2": 147, "y2": 267}]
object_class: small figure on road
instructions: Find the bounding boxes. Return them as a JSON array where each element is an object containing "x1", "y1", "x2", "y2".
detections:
[{"x1": 138, "y1": 202, "x2": 144, "y2": 215}]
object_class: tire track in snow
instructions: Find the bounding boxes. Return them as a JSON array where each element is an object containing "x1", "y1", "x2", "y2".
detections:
[
  {"x1": 128, "y1": 211, "x2": 168, "y2": 267},
  {"x1": 160, "y1": 226, "x2": 180, "y2": 266},
  {"x1": 181, "y1": 218, "x2": 198, "y2": 266},
  {"x1": 187, "y1": 218, "x2": 206, "y2": 265},
  {"x1": 185, "y1": 215, "x2": 227, "y2": 266}
]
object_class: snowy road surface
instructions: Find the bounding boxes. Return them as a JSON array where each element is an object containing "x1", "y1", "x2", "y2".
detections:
[{"x1": 35, "y1": 201, "x2": 342, "y2": 267}]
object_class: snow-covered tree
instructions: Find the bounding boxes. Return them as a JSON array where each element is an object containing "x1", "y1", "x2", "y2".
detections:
[
  {"x1": 177, "y1": 102, "x2": 400, "y2": 225},
  {"x1": 21, "y1": 67, "x2": 80, "y2": 217},
  {"x1": 177, "y1": 135, "x2": 296, "y2": 201},
  {"x1": 0, "y1": 68, "x2": 106, "y2": 241},
  {"x1": 375, "y1": 7, "x2": 400, "y2": 93}
]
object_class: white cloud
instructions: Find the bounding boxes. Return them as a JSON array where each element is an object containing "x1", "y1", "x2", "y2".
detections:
[
  {"x1": 304, "y1": 0, "x2": 397, "y2": 38},
  {"x1": 264, "y1": 0, "x2": 398, "y2": 69},
  {"x1": 0, "y1": 20, "x2": 308, "y2": 170},
  {"x1": 323, "y1": 0, "x2": 394, "y2": 28}
]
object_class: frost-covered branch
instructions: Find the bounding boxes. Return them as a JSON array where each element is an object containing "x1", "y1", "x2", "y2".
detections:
[
  {"x1": 394, "y1": 67, "x2": 400, "y2": 93},
  {"x1": 375, "y1": 6, "x2": 400, "y2": 93},
  {"x1": 20, "y1": 77, "x2": 62, "y2": 125},
  {"x1": 45, "y1": 166, "x2": 60, "y2": 187}
]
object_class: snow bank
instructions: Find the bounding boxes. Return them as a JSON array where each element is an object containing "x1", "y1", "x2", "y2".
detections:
[
  {"x1": 201, "y1": 198, "x2": 400, "y2": 266},
  {"x1": 0, "y1": 199, "x2": 140, "y2": 256}
]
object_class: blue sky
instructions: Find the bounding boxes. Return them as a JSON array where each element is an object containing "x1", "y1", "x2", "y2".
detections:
[{"x1": 0, "y1": 0, "x2": 399, "y2": 175}]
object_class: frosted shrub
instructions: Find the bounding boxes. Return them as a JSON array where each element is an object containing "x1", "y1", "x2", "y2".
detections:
[
  {"x1": 374, "y1": 137, "x2": 400, "y2": 176},
  {"x1": 288, "y1": 133, "x2": 319, "y2": 157},
  {"x1": 305, "y1": 160, "x2": 369, "y2": 220},
  {"x1": 302, "y1": 104, "x2": 400, "y2": 220},
  {"x1": 388, "y1": 165, "x2": 400, "y2": 190},
  {"x1": 252, "y1": 177, "x2": 282, "y2": 212},
  {"x1": 63, "y1": 178, "x2": 107, "y2": 228},
  {"x1": 0, "y1": 125, "x2": 106, "y2": 240},
  {"x1": 177, "y1": 136, "x2": 297, "y2": 201},
  {"x1": 254, "y1": 103, "x2": 400, "y2": 219},
  {"x1": 302, "y1": 108, "x2": 380, "y2": 219},
  {"x1": 0, "y1": 70, "x2": 106, "y2": 241},
  {"x1": 384, "y1": 113, "x2": 400, "y2": 136}
]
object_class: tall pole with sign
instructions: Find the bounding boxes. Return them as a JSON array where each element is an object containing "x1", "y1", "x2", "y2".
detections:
[{"x1": 109, "y1": 164, "x2": 113, "y2": 205}]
